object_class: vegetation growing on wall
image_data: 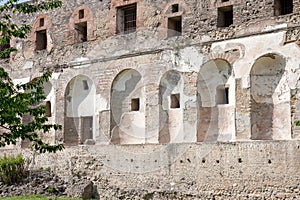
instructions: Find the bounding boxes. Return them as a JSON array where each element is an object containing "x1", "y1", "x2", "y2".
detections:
[{"x1": 0, "y1": 0, "x2": 64, "y2": 153}]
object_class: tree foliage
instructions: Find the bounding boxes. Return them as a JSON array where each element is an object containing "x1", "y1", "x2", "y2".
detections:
[{"x1": 0, "y1": 0, "x2": 64, "y2": 153}]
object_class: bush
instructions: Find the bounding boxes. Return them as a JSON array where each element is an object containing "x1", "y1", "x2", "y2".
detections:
[{"x1": 0, "y1": 154, "x2": 28, "y2": 185}]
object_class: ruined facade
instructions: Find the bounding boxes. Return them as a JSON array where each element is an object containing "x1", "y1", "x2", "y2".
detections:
[
  {"x1": 2, "y1": 0, "x2": 300, "y2": 198},
  {"x1": 2, "y1": 0, "x2": 300, "y2": 146}
]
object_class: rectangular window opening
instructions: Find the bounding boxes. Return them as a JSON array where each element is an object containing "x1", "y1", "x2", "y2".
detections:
[
  {"x1": 117, "y1": 4, "x2": 137, "y2": 34},
  {"x1": 45, "y1": 101, "x2": 51, "y2": 117},
  {"x1": 217, "y1": 6, "x2": 233, "y2": 27},
  {"x1": 170, "y1": 94, "x2": 180, "y2": 109},
  {"x1": 82, "y1": 80, "x2": 89, "y2": 90},
  {"x1": 216, "y1": 86, "x2": 229, "y2": 105},
  {"x1": 168, "y1": 16, "x2": 182, "y2": 37},
  {"x1": 131, "y1": 98, "x2": 140, "y2": 111},
  {"x1": 75, "y1": 22, "x2": 88, "y2": 42},
  {"x1": 274, "y1": 0, "x2": 293, "y2": 16},
  {"x1": 171, "y1": 4, "x2": 179, "y2": 13},
  {"x1": 79, "y1": 9, "x2": 85, "y2": 19},
  {"x1": 36, "y1": 30, "x2": 47, "y2": 50},
  {"x1": 39, "y1": 18, "x2": 44, "y2": 27}
]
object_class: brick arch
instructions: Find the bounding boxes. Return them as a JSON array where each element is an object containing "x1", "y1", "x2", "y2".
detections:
[
  {"x1": 250, "y1": 53, "x2": 290, "y2": 140},
  {"x1": 110, "y1": 68, "x2": 145, "y2": 145},
  {"x1": 207, "y1": 51, "x2": 237, "y2": 66},
  {"x1": 29, "y1": 14, "x2": 53, "y2": 51},
  {"x1": 68, "y1": 5, "x2": 95, "y2": 44},
  {"x1": 197, "y1": 58, "x2": 235, "y2": 142},
  {"x1": 159, "y1": 70, "x2": 184, "y2": 144}
]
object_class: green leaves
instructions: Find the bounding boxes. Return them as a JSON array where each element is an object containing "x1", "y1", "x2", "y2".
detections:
[
  {"x1": 0, "y1": 68, "x2": 64, "y2": 153},
  {"x1": 0, "y1": 0, "x2": 62, "y2": 57},
  {"x1": 0, "y1": 0, "x2": 63, "y2": 153}
]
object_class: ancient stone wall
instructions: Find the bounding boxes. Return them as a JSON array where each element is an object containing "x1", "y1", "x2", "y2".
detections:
[
  {"x1": 3, "y1": 141, "x2": 300, "y2": 199},
  {"x1": 1, "y1": 0, "x2": 300, "y2": 152}
]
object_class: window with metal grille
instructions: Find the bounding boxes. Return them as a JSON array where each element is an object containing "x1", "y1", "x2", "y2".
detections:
[
  {"x1": 274, "y1": 0, "x2": 293, "y2": 16},
  {"x1": 117, "y1": 4, "x2": 137, "y2": 34},
  {"x1": 217, "y1": 6, "x2": 233, "y2": 27}
]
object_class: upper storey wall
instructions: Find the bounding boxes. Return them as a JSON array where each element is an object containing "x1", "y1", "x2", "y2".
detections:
[{"x1": 3, "y1": 0, "x2": 300, "y2": 72}]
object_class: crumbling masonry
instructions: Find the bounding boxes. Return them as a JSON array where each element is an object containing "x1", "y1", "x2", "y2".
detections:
[{"x1": 2, "y1": 0, "x2": 300, "y2": 198}]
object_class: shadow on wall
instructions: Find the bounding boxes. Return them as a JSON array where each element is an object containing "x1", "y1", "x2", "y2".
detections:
[
  {"x1": 159, "y1": 70, "x2": 183, "y2": 143},
  {"x1": 110, "y1": 69, "x2": 145, "y2": 144},
  {"x1": 250, "y1": 53, "x2": 289, "y2": 140},
  {"x1": 197, "y1": 59, "x2": 233, "y2": 142},
  {"x1": 64, "y1": 75, "x2": 95, "y2": 146}
]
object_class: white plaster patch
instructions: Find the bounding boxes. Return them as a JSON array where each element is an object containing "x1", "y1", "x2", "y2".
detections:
[
  {"x1": 179, "y1": 47, "x2": 203, "y2": 72},
  {"x1": 23, "y1": 61, "x2": 33, "y2": 69},
  {"x1": 13, "y1": 77, "x2": 30, "y2": 86},
  {"x1": 96, "y1": 94, "x2": 108, "y2": 112},
  {"x1": 264, "y1": 23, "x2": 287, "y2": 31},
  {"x1": 51, "y1": 73, "x2": 61, "y2": 80},
  {"x1": 72, "y1": 57, "x2": 91, "y2": 68}
]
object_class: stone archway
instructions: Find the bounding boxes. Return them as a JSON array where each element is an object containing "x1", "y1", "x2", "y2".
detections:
[
  {"x1": 159, "y1": 70, "x2": 184, "y2": 143},
  {"x1": 250, "y1": 53, "x2": 290, "y2": 140},
  {"x1": 64, "y1": 75, "x2": 96, "y2": 145},
  {"x1": 197, "y1": 59, "x2": 235, "y2": 142},
  {"x1": 110, "y1": 69, "x2": 145, "y2": 144}
]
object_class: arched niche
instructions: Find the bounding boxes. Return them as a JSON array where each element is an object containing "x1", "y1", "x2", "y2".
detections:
[
  {"x1": 159, "y1": 70, "x2": 184, "y2": 143},
  {"x1": 197, "y1": 59, "x2": 235, "y2": 142},
  {"x1": 110, "y1": 69, "x2": 145, "y2": 144},
  {"x1": 21, "y1": 79, "x2": 54, "y2": 148},
  {"x1": 64, "y1": 75, "x2": 96, "y2": 145},
  {"x1": 250, "y1": 53, "x2": 290, "y2": 140}
]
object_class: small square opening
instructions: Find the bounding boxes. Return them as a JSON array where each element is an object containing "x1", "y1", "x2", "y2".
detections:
[
  {"x1": 131, "y1": 98, "x2": 140, "y2": 111},
  {"x1": 39, "y1": 18, "x2": 44, "y2": 27},
  {"x1": 216, "y1": 86, "x2": 229, "y2": 105},
  {"x1": 79, "y1": 9, "x2": 85, "y2": 19},
  {"x1": 36, "y1": 30, "x2": 47, "y2": 50},
  {"x1": 170, "y1": 94, "x2": 180, "y2": 109},
  {"x1": 45, "y1": 101, "x2": 51, "y2": 117},
  {"x1": 171, "y1": 4, "x2": 179, "y2": 13},
  {"x1": 75, "y1": 22, "x2": 87, "y2": 42},
  {"x1": 217, "y1": 6, "x2": 233, "y2": 27},
  {"x1": 168, "y1": 16, "x2": 182, "y2": 37},
  {"x1": 274, "y1": 0, "x2": 293, "y2": 16},
  {"x1": 82, "y1": 80, "x2": 89, "y2": 90}
]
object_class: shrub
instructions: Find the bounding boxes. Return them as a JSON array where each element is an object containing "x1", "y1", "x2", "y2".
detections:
[{"x1": 0, "y1": 154, "x2": 28, "y2": 185}]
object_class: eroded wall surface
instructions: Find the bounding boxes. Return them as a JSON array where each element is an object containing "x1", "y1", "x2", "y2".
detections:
[
  {"x1": 3, "y1": 141, "x2": 300, "y2": 198},
  {"x1": 1, "y1": 0, "x2": 300, "y2": 145}
]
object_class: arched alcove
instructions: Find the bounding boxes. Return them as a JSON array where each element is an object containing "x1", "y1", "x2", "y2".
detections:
[
  {"x1": 110, "y1": 69, "x2": 145, "y2": 144},
  {"x1": 197, "y1": 59, "x2": 235, "y2": 142},
  {"x1": 64, "y1": 75, "x2": 96, "y2": 145},
  {"x1": 250, "y1": 53, "x2": 290, "y2": 140},
  {"x1": 159, "y1": 70, "x2": 184, "y2": 143}
]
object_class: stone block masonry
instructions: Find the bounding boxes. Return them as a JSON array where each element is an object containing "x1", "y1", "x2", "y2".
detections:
[{"x1": 2, "y1": 0, "x2": 300, "y2": 197}]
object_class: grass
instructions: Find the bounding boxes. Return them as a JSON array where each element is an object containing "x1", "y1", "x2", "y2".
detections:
[{"x1": 1, "y1": 195, "x2": 80, "y2": 200}]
